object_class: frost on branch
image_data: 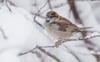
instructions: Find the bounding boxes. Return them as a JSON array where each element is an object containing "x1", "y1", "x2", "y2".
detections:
[{"x1": 0, "y1": 0, "x2": 100, "y2": 62}]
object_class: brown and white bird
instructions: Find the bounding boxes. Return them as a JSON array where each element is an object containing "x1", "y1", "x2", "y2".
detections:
[{"x1": 44, "y1": 11, "x2": 90, "y2": 47}]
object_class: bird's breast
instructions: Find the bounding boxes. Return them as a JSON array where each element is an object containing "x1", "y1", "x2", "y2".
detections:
[{"x1": 45, "y1": 24, "x2": 75, "y2": 39}]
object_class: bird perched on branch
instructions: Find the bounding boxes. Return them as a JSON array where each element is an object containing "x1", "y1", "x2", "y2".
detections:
[{"x1": 44, "y1": 11, "x2": 91, "y2": 47}]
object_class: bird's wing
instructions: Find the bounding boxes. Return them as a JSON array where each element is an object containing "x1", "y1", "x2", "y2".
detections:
[
  {"x1": 51, "y1": 21, "x2": 79, "y2": 32},
  {"x1": 58, "y1": 16, "x2": 72, "y2": 24}
]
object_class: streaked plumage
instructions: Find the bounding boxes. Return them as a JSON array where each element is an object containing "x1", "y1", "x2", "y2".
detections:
[{"x1": 45, "y1": 11, "x2": 80, "y2": 39}]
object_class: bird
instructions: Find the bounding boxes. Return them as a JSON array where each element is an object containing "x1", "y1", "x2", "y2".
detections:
[{"x1": 44, "y1": 11, "x2": 91, "y2": 47}]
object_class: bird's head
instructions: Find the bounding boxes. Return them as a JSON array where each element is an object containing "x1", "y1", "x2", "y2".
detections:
[{"x1": 46, "y1": 11, "x2": 58, "y2": 23}]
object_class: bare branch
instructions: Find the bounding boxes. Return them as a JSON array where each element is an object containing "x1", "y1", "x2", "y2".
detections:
[
  {"x1": 31, "y1": 51, "x2": 42, "y2": 58},
  {"x1": 19, "y1": 34, "x2": 100, "y2": 56},
  {"x1": 63, "y1": 45, "x2": 82, "y2": 62},
  {"x1": 19, "y1": 45, "x2": 60, "y2": 62},
  {"x1": 0, "y1": 26, "x2": 8, "y2": 39},
  {"x1": 38, "y1": 46, "x2": 61, "y2": 62},
  {"x1": 67, "y1": 1, "x2": 99, "y2": 59},
  {"x1": 47, "y1": 0, "x2": 53, "y2": 10},
  {"x1": 33, "y1": 13, "x2": 45, "y2": 29},
  {"x1": 18, "y1": 45, "x2": 55, "y2": 56},
  {"x1": 4, "y1": 0, "x2": 12, "y2": 12},
  {"x1": 31, "y1": 12, "x2": 46, "y2": 19},
  {"x1": 54, "y1": 35, "x2": 100, "y2": 49},
  {"x1": 68, "y1": 0, "x2": 82, "y2": 23},
  {"x1": 33, "y1": 1, "x2": 48, "y2": 29},
  {"x1": 19, "y1": 34, "x2": 100, "y2": 61}
]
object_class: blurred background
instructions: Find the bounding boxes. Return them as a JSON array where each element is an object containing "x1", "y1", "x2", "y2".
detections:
[{"x1": 0, "y1": 0, "x2": 100, "y2": 62}]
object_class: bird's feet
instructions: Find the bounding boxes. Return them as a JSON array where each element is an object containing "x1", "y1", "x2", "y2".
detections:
[{"x1": 54, "y1": 38, "x2": 64, "y2": 47}]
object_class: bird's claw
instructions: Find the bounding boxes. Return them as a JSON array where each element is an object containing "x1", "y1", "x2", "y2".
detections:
[{"x1": 54, "y1": 38, "x2": 64, "y2": 47}]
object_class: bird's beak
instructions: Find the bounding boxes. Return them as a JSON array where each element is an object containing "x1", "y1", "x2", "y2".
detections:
[{"x1": 46, "y1": 16, "x2": 50, "y2": 22}]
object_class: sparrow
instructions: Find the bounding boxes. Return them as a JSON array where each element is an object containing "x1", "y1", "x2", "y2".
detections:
[{"x1": 44, "y1": 11, "x2": 90, "y2": 47}]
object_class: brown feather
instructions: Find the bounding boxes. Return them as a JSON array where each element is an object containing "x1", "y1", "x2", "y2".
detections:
[{"x1": 50, "y1": 18, "x2": 80, "y2": 32}]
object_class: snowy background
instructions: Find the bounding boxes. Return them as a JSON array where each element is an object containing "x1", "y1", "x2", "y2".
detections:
[{"x1": 0, "y1": 0, "x2": 100, "y2": 62}]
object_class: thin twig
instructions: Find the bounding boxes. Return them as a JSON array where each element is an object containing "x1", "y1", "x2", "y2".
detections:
[
  {"x1": 31, "y1": 51, "x2": 42, "y2": 58},
  {"x1": 18, "y1": 46, "x2": 38, "y2": 56},
  {"x1": 4, "y1": 0, "x2": 12, "y2": 12},
  {"x1": 18, "y1": 45, "x2": 55, "y2": 56},
  {"x1": 38, "y1": 46, "x2": 61, "y2": 62},
  {"x1": 34, "y1": 0, "x2": 39, "y2": 10},
  {"x1": 63, "y1": 45, "x2": 82, "y2": 62},
  {"x1": 68, "y1": 0, "x2": 82, "y2": 23},
  {"x1": 33, "y1": 1, "x2": 48, "y2": 29},
  {"x1": 55, "y1": 35, "x2": 100, "y2": 47},
  {"x1": 62, "y1": 35, "x2": 100, "y2": 43},
  {"x1": 19, "y1": 45, "x2": 60, "y2": 62},
  {"x1": 7, "y1": 0, "x2": 16, "y2": 7},
  {"x1": 67, "y1": 0, "x2": 97, "y2": 54},
  {"x1": 0, "y1": 26, "x2": 8, "y2": 39},
  {"x1": 19, "y1": 35, "x2": 100, "y2": 56},
  {"x1": 33, "y1": 13, "x2": 45, "y2": 29},
  {"x1": 31, "y1": 12, "x2": 46, "y2": 19},
  {"x1": 47, "y1": 0, "x2": 53, "y2": 10},
  {"x1": 18, "y1": 35, "x2": 100, "y2": 62}
]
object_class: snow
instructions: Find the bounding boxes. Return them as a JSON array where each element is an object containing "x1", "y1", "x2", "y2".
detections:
[
  {"x1": 0, "y1": 49, "x2": 21, "y2": 62},
  {"x1": 0, "y1": 4, "x2": 38, "y2": 62},
  {"x1": 0, "y1": 3, "x2": 53, "y2": 62},
  {"x1": 0, "y1": 0, "x2": 100, "y2": 62}
]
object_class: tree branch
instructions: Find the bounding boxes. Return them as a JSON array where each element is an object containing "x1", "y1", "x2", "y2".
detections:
[{"x1": 0, "y1": 26, "x2": 8, "y2": 39}]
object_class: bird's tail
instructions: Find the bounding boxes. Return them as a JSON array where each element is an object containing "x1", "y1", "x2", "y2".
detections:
[
  {"x1": 79, "y1": 27, "x2": 96, "y2": 33},
  {"x1": 79, "y1": 27, "x2": 92, "y2": 31}
]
